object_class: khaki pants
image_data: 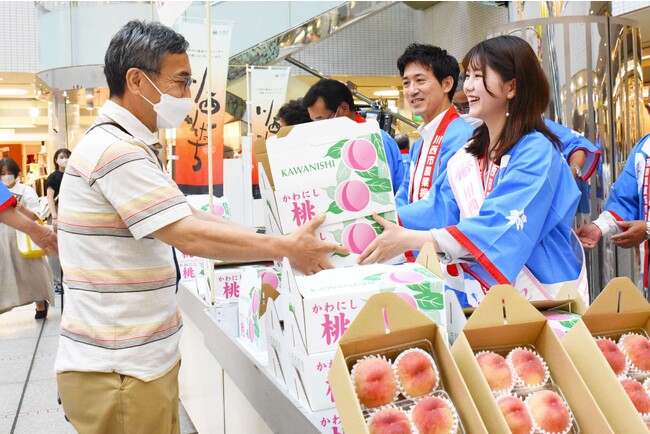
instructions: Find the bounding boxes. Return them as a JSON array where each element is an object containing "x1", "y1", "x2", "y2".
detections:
[{"x1": 57, "y1": 362, "x2": 181, "y2": 434}]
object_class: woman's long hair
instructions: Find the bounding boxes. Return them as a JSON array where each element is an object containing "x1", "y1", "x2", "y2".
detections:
[{"x1": 462, "y1": 35, "x2": 561, "y2": 161}]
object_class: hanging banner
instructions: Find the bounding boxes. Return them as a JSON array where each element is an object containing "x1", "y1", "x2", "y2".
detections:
[
  {"x1": 174, "y1": 20, "x2": 233, "y2": 195},
  {"x1": 250, "y1": 67, "x2": 291, "y2": 141},
  {"x1": 155, "y1": 1, "x2": 192, "y2": 27}
]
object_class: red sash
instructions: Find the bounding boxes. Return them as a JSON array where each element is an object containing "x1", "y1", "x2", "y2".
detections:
[
  {"x1": 410, "y1": 108, "x2": 459, "y2": 202},
  {"x1": 643, "y1": 157, "x2": 650, "y2": 288},
  {"x1": 481, "y1": 159, "x2": 500, "y2": 196}
]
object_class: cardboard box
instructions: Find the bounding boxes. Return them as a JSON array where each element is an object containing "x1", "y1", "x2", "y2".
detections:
[
  {"x1": 305, "y1": 407, "x2": 344, "y2": 434},
  {"x1": 329, "y1": 292, "x2": 487, "y2": 434},
  {"x1": 282, "y1": 243, "x2": 446, "y2": 355},
  {"x1": 185, "y1": 194, "x2": 231, "y2": 219},
  {"x1": 562, "y1": 277, "x2": 650, "y2": 432},
  {"x1": 446, "y1": 283, "x2": 587, "y2": 345},
  {"x1": 238, "y1": 265, "x2": 281, "y2": 352},
  {"x1": 266, "y1": 292, "x2": 338, "y2": 411},
  {"x1": 259, "y1": 117, "x2": 402, "y2": 267},
  {"x1": 451, "y1": 284, "x2": 612, "y2": 433}
]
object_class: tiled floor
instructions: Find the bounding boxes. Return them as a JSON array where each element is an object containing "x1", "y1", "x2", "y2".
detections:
[{"x1": 0, "y1": 295, "x2": 197, "y2": 434}]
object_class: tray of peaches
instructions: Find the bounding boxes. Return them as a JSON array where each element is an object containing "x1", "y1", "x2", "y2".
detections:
[
  {"x1": 593, "y1": 330, "x2": 650, "y2": 426},
  {"x1": 346, "y1": 339, "x2": 464, "y2": 434},
  {"x1": 475, "y1": 345, "x2": 579, "y2": 434}
]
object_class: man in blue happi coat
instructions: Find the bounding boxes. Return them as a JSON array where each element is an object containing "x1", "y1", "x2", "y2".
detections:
[{"x1": 394, "y1": 44, "x2": 474, "y2": 231}]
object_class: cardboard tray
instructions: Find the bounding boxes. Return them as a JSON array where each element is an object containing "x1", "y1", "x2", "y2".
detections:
[
  {"x1": 329, "y1": 291, "x2": 487, "y2": 434},
  {"x1": 451, "y1": 284, "x2": 612, "y2": 433},
  {"x1": 563, "y1": 277, "x2": 650, "y2": 432}
]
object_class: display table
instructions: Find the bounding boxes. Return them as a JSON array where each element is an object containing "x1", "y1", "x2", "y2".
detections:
[{"x1": 177, "y1": 283, "x2": 322, "y2": 434}]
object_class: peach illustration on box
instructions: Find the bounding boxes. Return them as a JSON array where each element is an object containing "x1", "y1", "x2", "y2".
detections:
[
  {"x1": 341, "y1": 222, "x2": 376, "y2": 254},
  {"x1": 335, "y1": 180, "x2": 370, "y2": 212},
  {"x1": 341, "y1": 138, "x2": 376, "y2": 171},
  {"x1": 324, "y1": 134, "x2": 393, "y2": 216}
]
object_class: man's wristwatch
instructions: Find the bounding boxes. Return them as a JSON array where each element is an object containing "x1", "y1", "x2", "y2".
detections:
[{"x1": 570, "y1": 164, "x2": 582, "y2": 178}]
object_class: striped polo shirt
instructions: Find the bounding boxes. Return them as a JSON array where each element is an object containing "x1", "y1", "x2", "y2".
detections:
[{"x1": 55, "y1": 100, "x2": 192, "y2": 381}]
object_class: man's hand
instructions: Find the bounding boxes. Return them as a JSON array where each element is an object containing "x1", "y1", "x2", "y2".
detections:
[
  {"x1": 612, "y1": 220, "x2": 647, "y2": 248},
  {"x1": 576, "y1": 223, "x2": 603, "y2": 249},
  {"x1": 31, "y1": 223, "x2": 58, "y2": 255},
  {"x1": 286, "y1": 214, "x2": 349, "y2": 275}
]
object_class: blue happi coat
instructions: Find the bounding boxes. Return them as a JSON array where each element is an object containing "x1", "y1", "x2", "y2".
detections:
[
  {"x1": 545, "y1": 119, "x2": 600, "y2": 181},
  {"x1": 396, "y1": 117, "x2": 474, "y2": 230},
  {"x1": 604, "y1": 134, "x2": 650, "y2": 222},
  {"x1": 441, "y1": 131, "x2": 584, "y2": 307},
  {"x1": 380, "y1": 129, "x2": 406, "y2": 195}
]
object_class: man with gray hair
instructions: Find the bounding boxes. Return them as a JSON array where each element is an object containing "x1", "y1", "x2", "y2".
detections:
[{"x1": 55, "y1": 20, "x2": 346, "y2": 434}]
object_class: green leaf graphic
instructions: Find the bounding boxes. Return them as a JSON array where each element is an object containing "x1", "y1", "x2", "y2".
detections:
[
  {"x1": 336, "y1": 161, "x2": 352, "y2": 184},
  {"x1": 558, "y1": 319, "x2": 579, "y2": 329},
  {"x1": 406, "y1": 282, "x2": 431, "y2": 293},
  {"x1": 330, "y1": 229, "x2": 343, "y2": 243},
  {"x1": 363, "y1": 272, "x2": 384, "y2": 281},
  {"x1": 326, "y1": 201, "x2": 344, "y2": 214},
  {"x1": 370, "y1": 191, "x2": 392, "y2": 206},
  {"x1": 324, "y1": 186, "x2": 337, "y2": 201},
  {"x1": 356, "y1": 166, "x2": 379, "y2": 180},
  {"x1": 371, "y1": 134, "x2": 387, "y2": 163},
  {"x1": 414, "y1": 292, "x2": 444, "y2": 310},
  {"x1": 366, "y1": 178, "x2": 392, "y2": 193},
  {"x1": 332, "y1": 251, "x2": 351, "y2": 258},
  {"x1": 325, "y1": 139, "x2": 346, "y2": 159},
  {"x1": 371, "y1": 222, "x2": 384, "y2": 234}
]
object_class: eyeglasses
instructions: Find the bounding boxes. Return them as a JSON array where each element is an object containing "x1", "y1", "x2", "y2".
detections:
[{"x1": 143, "y1": 69, "x2": 193, "y2": 92}]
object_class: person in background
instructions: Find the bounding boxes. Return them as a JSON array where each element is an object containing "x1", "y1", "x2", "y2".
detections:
[
  {"x1": 302, "y1": 78, "x2": 405, "y2": 194},
  {"x1": 359, "y1": 35, "x2": 587, "y2": 307},
  {"x1": 394, "y1": 133, "x2": 410, "y2": 172},
  {"x1": 276, "y1": 98, "x2": 312, "y2": 127},
  {"x1": 55, "y1": 20, "x2": 347, "y2": 434},
  {"x1": 394, "y1": 44, "x2": 475, "y2": 232},
  {"x1": 577, "y1": 133, "x2": 650, "y2": 291},
  {"x1": 0, "y1": 158, "x2": 54, "y2": 318},
  {"x1": 45, "y1": 148, "x2": 70, "y2": 294}
]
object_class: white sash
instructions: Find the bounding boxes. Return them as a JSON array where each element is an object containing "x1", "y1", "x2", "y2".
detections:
[{"x1": 446, "y1": 146, "x2": 589, "y2": 304}]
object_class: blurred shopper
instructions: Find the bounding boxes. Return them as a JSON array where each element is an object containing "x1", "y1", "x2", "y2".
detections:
[
  {"x1": 394, "y1": 44, "x2": 474, "y2": 231},
  {"x1": 45, "y1": 148, "x2": 70, "y2": 294},
  {"x1": 577, "y1": 133, "x2": 650, "y2": 290},
  {"x1": 55, "y1": 20, "x2": 346, "y2": 434},
  {"x1": 359, "y1": 35, "x2": 587, "y2": 307},
  {"x1": 303, "y1": 78, "x2": 405, "y2": 194},
  {"x1": 0, "y1": 158, "x2": 54, "y2": 318},
  {"x1": 276, "y1": 98, "x2": 312, "y2": 127}
]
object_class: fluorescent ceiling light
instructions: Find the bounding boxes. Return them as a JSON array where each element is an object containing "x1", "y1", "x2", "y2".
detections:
[
  {"x1": 373, "y1": 90, "x2": 400, "y2": 97},
  {"x1": 1, "y1": 124, "x2": 36, "y2": 128},
  {"x1": 0, "y1": 88, "x2": 29, "y2": 96}
]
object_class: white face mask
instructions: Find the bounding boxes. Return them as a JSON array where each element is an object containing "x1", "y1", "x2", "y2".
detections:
[
  {"x1": 57, "y1": 158, "x2": 68, "y2": 168},
  {"x1": 1, "y1": 174, "x2": 15, "y2": 186},
  {"x1": 140, "y1": 72, "x2": 194, "y2": 129}
]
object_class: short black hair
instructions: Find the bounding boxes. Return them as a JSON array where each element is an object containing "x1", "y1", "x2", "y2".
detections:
[
  {"x1": 277, "y1": 98, "x2": 312, "y2": 126},
  {"x1": 53, "y1": 148, "x2": 71, "y2": 171},
  {"x1": 397, "y1": 43, "x2": 460, "y2": 103},
  {"x1": 393, "y1": 133, "x2": 410, "y2": 151},
  {"x1": 0, "y1": 157, "x2": 20, "y2": 177},
  {"x1": 302, "y1": 79, "x2": 355, "y2": 112},
  {"x1": 104, "y1": 20, "x2": 189, "y2": 98}
]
